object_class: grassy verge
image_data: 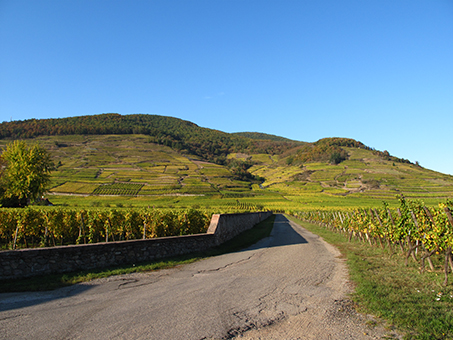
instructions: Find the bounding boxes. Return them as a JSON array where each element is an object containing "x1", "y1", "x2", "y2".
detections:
[
  {"x1": 0, "y1": 215, "x2": 275, "y2": 293},
  {"x1": 286, "y1": 215, "x2": 453, "y2": 340}
]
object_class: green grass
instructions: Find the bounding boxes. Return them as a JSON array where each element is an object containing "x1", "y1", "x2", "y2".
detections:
[
  {"x1": 286, "y1": 215, "x2": 453, "y2": 340},
  {"x1": 0, "y1": 215, "x2": 275, "y2": 293}
]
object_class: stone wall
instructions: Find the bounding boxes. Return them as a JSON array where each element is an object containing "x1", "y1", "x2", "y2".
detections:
[
  {"x1": 208, "y1": 211, "x2": 273, "y2": 245},
  {"x1": 0, "y1": 211, "x2": 272, "y2": 280}
]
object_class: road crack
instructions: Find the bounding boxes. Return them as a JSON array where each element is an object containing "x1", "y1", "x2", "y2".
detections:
[
  {"x1": 193, "y1": 254, "x2": 257, "y2": 277},
  {"x1": 0, "y1": 313, "x2": 26, "y2": 321}
]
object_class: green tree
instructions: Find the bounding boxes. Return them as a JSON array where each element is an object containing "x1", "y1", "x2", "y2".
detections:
[
  {"x1": 0, "y1": 141, "x2": 54, "y2": 206},
  {"x1": 286, "y1": 156, "x2": 294, "y2": 165},
  {"x1": 329, "y1": 151, "x2": 346, "y2": 165}
]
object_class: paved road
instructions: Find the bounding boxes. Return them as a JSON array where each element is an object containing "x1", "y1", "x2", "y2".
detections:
[{"x1": 0, "y1": 215, "x2": 396, "y2": 339}]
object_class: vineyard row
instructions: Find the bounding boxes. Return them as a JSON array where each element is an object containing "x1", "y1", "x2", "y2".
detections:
[
  {"x1": 290, "y1": 196, "x2": 453, "y2": 285},
  {"x1": 0, "y1": 208, "x2": 210, "y2": 250},
  {"x1": 91, "y1": 183, "x2": 144, "y2": 196},
  {"x1": 0, "y1": 204, "x2": 269, "y2": 250}
]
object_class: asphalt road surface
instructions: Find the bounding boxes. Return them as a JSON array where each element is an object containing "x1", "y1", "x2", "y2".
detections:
[{"x1": 0, "y1": 214, "x2": 399, "y2": 339}]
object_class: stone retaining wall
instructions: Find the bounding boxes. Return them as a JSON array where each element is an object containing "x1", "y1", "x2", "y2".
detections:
[
  {"x1": 208, "y1": 211, "x2": 272, "y2": 245},
  {"x1": 0, "y1": 211, "x2": 272, "y2": 280}
]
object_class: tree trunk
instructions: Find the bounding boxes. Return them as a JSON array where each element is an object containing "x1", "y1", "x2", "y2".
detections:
[
  {"x1": 420, "y1": 248, "x2": 437, "y2": 274},
  {"x1": 405, "y1": 238, "x2": 418, "y2": 266}
]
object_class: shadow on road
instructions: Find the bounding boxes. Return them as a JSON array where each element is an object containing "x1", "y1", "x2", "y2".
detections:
[
  {"x1": 0, "y1": 283, "x2": 95, "y2": 312},
  {"x1": 267, "y1": 214, "x2": 308, "y2": 247},
  {"x1": 245, "y1": 214, "x2": 308, "y2": 252}
]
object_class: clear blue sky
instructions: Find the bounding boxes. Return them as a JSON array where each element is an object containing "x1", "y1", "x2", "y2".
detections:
[{"x1": 1, "y1": 0, "x2": 452, "y2": 175}]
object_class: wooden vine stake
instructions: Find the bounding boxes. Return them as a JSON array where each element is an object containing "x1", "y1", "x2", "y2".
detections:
[
  {"x1": 78, "y1": 216, "x2": 83, "y2": 244},
  {"x1": 349, "y1": 211, "x2": 356, "y2": 242},
  {"x1": 106, "y1": 218, "x2": 111, "y2": 243},
  {"x1": 385, "y1": 209, "x2": 395, "y2": 254},
  {"x1": 405, "y1": 211, "x2": 419, "y2": 264},
  {"x1": 364, "y1": 209, "x2": 373, "y2": 246},
  {"x1": 81, "y1": 214, "x2": 86, "y2": 244},
  {"x1": 12, "y1": 225, "x2": 19, "y2": 250},
  {"x1": 443, "y1": 207, "x2": 453, "y2": 285},
  {"x1": 419, "y1": 206, "x2": 436, "y2": 272},
  {"x1": 43, "y1": 225, "x2": 49, "y2": 247},
  {"x1": 373, "y1": 209, "x2": 384, "y2": 248},
  {"x1": 339, "y1": 212, "x2": 345, "y2": 233}
]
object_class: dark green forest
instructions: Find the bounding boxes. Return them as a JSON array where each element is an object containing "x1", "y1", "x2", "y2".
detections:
[{"x1": 231, "y1": 132, "x2": 298, "y2": 142}]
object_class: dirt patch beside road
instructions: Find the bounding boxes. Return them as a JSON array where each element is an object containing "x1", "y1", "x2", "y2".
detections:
[{"x1": 234, "y1": 243, "x2": 400, "y2": 340}]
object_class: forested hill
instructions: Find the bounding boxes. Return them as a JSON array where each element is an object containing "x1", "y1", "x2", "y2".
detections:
[
  {"x1": 232, "y1": 132, "x2": 298, "y2": 142},
  {"x1": 0, "y1": 114, "x2": 301, "y2": 164},
  {"x1": 0, "y1": 113, "x2": 202, "y2": 138},
  {"x1": 0, "y1": 113, "x2": 413, "y2": 166}
]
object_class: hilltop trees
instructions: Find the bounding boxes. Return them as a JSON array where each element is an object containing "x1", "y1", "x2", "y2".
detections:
[
  {"x1": 227, "y1": 158, "x2": 264, "y2": 182},
  {"x1": 0, "y1": 141, "x2": 54, "y2": 207},
  {"x1": 294, "y1": 140, "x2": 349, "y2": 164},
  {"x1": 329, "y1": 152, "x2": 347, "y2": 165}
]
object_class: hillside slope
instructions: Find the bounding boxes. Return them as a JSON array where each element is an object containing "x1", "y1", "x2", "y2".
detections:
[
  {"x1": 0, "y1": 114, "x2": 301, "y2": 164},
  {"x1": 1, "y1": 114, "x2": 452, "y2": 209}
]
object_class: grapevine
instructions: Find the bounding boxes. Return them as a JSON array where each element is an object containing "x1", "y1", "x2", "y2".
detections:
[{"x1": 290, "y1": 196, "x2": 453, "y2": 285}]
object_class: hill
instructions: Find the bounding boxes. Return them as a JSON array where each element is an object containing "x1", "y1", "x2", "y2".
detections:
[
  {"x1": 0, "y1": 113, "x2": 415, "y2": 167},
  {"x1": 0, "y1": 114, "x2": 301, "y2": 165},
  {"x1": 232, "y1": 132, "x2": 298, "y2": 142},
  {"x1": 0, "y1": 113, "x2": 452, "y2": 209}
]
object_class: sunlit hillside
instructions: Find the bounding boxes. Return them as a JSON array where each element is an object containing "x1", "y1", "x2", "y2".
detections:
[{"x1": 1, "y1": 114, "x2": 452, "y2": 210}]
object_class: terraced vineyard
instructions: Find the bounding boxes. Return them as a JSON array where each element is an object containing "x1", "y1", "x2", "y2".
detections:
[
  {"x1": 245, "y1": 146, "x2": 453, "y2": 209},
  {"x1": 0, "y1": 132, "x2": 452, "y2": 210},
  {"x1": 92, "y1": 183, "x2": 144, "y2": 196}
]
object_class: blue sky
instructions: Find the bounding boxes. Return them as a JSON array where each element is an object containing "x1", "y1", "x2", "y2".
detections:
[{"x1": 1, "y1": 0, "x2": 452, "y2": 175}]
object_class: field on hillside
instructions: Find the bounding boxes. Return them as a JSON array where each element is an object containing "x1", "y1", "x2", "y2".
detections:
[
  {"x1": 247, "y1": 146, "x2": 453, "y2": 209},
  {"x1": 1, "y1": 135, "x2": 453, "y2": 210}
]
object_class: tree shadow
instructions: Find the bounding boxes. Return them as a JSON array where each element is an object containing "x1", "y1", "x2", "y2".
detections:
[
  {"x1": 245, "y1": 214, "x2": 307, "y2": 251},
  {"x1": 269, "y1": 214, "x2": 308, "y2": 246},
  {"x1": 0, "y1": 283, "x2": 95, "y2": 312}
]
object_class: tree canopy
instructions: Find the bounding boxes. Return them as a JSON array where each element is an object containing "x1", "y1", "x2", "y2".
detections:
[{"x1": 0, "y1": 141, "x2": 54, "y2": 207}]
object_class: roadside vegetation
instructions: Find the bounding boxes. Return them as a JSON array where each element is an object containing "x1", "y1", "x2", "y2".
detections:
[{"x1": 287, "y1": 215, "x2": 453, "y2": 340}]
